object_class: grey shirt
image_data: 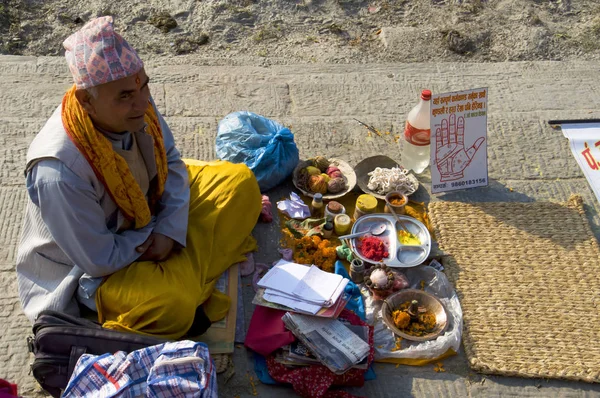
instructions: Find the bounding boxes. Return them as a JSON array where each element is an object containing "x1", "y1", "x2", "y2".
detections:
[{"x1": 17, "y1": 101, "x2": 190, "y2": 319}]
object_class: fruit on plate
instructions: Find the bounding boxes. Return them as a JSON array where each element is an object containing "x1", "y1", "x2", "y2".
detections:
[
  {"x1": 299, "y1": 157, "x2": 349, "y2": 195},
  {"x1": 327, "y1": 178, "x2": 346, "y2": 193},
  {"x1": 306, "y1": 166, "x2": 321, "y2": 176},
  {"x1": 308, "y1": 175, "x2": 328, "y2": 194},
  {"x1": 312, "y1": 156, "x2": 330, "y2": 172},
  {"x1": 328, "y1": 170, "x2": 343, "y2": 179},
  {"x1": 326, "y1": 166, "x2": 340, "y2": 176},
  {"x1": 296, "y1": 167, "x2": 309, "y2": 188}
]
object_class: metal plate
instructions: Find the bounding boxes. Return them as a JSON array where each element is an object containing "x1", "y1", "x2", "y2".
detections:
[
  {"x1": 381, "y1": 289, "x2": 449, "y2": 341},
  {"x1": 292, "y1": 158, "x2": 357, "y2": 199},
  {"x1": 347, "y1": 214, "x2": 431, "y2": 268}
]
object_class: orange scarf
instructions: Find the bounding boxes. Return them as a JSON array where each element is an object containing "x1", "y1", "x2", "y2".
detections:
[{"x1": 61, "y1": 85, "x2": 168, "y2": 229}]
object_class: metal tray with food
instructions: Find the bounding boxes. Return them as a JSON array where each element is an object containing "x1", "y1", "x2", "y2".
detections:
[{"x1": 346, "y1": 214, "x2": 431, "y2": 268}]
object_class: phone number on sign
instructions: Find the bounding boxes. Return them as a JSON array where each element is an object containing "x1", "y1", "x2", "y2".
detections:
[{"x1": 451, "y1": 178, "x2": 487, "y2": 188}]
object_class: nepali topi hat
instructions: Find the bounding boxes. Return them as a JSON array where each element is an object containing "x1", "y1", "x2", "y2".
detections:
[{"x1": 63, "y1": 16, "x2": 143, "y2": 89}]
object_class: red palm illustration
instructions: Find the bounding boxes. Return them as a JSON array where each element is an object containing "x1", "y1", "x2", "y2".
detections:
[{"x1": 435, "y1": 114, "x2": 485, "y2": 182}]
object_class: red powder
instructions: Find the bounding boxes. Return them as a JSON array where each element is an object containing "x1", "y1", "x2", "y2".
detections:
[{"x1": 358, "y1": 236, "x2": 389, "y2": 261}]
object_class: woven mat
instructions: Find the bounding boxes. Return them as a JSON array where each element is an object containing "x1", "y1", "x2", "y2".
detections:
[
  {"x1": 429, "y1": 196, "x2": 600, "y2": 383},
  {"x1": 213, "y1": 353, "x2": 232, "y2": 374}
]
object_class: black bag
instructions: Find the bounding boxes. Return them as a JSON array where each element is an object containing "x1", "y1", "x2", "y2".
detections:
[{"x1": 27, "y1": 310, "x2": 168, "y2": 397}]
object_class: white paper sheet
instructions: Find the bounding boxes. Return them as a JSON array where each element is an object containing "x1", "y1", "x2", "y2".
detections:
[
  {"x1": 263, "y1": 291, "x2": 321, "y2": 314},
  {"x1": 276, "y1": 192, "x2": 311, "y2": 219},
  {"x1": 257, "y1": 260, "x2": 350, "y2": 311},
  {"x1": 291, "y1": 265, "x2": 347, "y2": 307},
  {"x1": 430, "y1": 88, "x2": 489, "y2": 194},
  {"x1": 257, "y1": 259, "x2": 309, "y2": 295}
]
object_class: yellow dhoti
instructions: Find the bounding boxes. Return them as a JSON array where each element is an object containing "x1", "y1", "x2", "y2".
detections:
[{"x1": 95, "y1": 160, "x2": 262, "y2": 340}]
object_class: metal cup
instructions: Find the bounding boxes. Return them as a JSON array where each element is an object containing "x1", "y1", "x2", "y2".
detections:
[{"x1": 384, "y1": 191, "x2": 408, "y2": 215}]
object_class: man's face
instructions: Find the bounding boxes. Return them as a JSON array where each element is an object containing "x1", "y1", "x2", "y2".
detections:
[{"x1": 80, "y1": 68, "x2": 151, "y2": 133}]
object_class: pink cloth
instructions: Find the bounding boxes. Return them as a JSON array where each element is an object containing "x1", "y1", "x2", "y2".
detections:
[
  {"x1": 265, "y1": 310, "x2": 373, "y2": 398},
  {"x1": 245, "y1": 306, "x2": 295, "y2": 356},
  {"x1": 278, "y1": 248, "x2": 293, "y2": 262},
  {"x1": 251, "y1": 262, "x2": 270, "y2": 292},
  {"x1": 63, "y1": 16, "x2": 143, "y2": 89},
  {"x1": 259, "y1": 195, "x2": 273, "y2": 223},
  {"x1": 266, "y1": 359, "x2": 362, "y2": 398},
  {"x1": 239, "y1": 253, "x2": 255, "y2": 277},
  {"x1": 0, "y1": 379, "x2": 18, "y2": 398}
]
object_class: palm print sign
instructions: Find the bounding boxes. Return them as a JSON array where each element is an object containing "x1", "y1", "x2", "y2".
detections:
[{"x1": 435, "y1": 113, "x2": 485, "y2": 182}]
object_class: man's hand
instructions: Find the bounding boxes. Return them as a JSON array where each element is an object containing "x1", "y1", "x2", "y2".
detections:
[{"x1": 136, "y1": 233, "x2": 175, "y2": 262}]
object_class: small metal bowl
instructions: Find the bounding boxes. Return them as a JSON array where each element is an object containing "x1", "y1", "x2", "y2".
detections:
[{"x1": 381, "y1": 289, "x2": 448, "y2": 342}]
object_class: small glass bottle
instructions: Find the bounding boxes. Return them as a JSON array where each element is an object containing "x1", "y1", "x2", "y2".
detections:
[
  {"x1": 353, "y1": 194, "x2": 378, "y2": 220},
  {"x1": 324, "y1": 201, "x2": 344, "y2": 222},
  {"x1": 350, "y1": 259, "x2": 365, "y2": 284},
  {"x1": 323, "y1": 221, "x2": 334, "y2": 239},
  {"x1": 334, "y1": 214, "x2": 352, "y2": 236},
  {"x1": 311, "y1": 193, "x2": 324, "y2": 218}
]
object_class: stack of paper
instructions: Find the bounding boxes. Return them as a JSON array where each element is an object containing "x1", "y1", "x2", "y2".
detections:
[
  {"x1": 282, "y1": 313, "x2": 370, "y2": 374},
  {"x1": 252, "y1": 288, "x2": 350, "y2": 318},
  {"x1": 279, "y1": 324, "x2": 369, "y2": 370},
  {"x1": 257, "y1": 260, "x2": 349, "y2": 315}
]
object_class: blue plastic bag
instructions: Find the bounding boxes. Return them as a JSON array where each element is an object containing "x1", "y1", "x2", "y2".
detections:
[{"x1": 216, "y1": 111, "x2": 299, "y2": 192}]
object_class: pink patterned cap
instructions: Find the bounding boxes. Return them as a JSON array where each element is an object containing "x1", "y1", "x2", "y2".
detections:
[{"x1": 63, "y1": 16, "x2": 143, "y2": 89}]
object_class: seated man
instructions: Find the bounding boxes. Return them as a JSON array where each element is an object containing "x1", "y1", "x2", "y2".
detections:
[{"x1": 16, "y1": 16, "x2": 261, "y2": 339}]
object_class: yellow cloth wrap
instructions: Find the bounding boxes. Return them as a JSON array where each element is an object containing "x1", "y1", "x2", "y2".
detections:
[
  {"x1": 95, "y1": 159, "x2": 262, "y2": 340},
  {"x1": 61, "y1": 85, "x2": 168, "y2": 229},
  {"x1": 375, "y1": 348, "x2": 457, "y2": 366}
]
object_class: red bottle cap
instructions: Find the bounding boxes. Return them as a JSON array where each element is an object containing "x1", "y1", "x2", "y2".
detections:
[{"x1": 421, "y1": 89, "x2": 432, "y2": 101}]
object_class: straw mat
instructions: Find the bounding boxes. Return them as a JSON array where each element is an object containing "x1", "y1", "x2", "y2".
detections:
[
  {"x1": 428, "y1": 196, "x2": 600, "y2": 383},
  {"x1": 213, "y1": 353, "x2": 231, "y2": 374}
]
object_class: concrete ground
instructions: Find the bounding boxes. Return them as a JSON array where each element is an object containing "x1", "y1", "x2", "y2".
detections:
[{"x1": 1, "y1": 55, "x2": 600, "y2": 397}]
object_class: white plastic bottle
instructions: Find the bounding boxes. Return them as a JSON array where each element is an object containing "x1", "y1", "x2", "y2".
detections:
[{"x1": 400, "y1": 89, "x2": 431, "y2": 174}]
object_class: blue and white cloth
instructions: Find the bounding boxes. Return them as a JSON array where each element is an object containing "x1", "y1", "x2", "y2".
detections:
[{"x1": 63, "y1": 341, "x2": 217, "y2": 398}]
